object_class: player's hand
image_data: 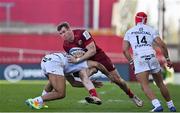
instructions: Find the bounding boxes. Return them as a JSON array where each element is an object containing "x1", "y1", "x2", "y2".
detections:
[
  {"x1": 129, "y1": 60, "x2": 135, "y2": 71},
  {"x1": 92, "y1": 79, "x2": 103, "y2": 88},
  {"x1": 166, "y1": 59, "x2": 173, "y2": 68},
  {"x1": 67, "y1": 55, "x2": 78, "y2": 63}
]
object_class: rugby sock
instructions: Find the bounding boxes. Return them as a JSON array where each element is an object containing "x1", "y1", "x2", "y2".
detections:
[
  {"x1": 167, "y1": 100, "x2": 175, "y2": 108},
  {"x1": 33, "y1": 96, "x2": 43, "y2": 105},
  {"x1": 82, "y1": 78, "x2": 97, "y2": 97},
  {"x1": 152, "y1": 99, "x2": 161, "y2": 108},
  {"x1": 42, "y1": 90, "x2": 47, "y2": 96},
  {"x1": 89, "y1": 89, "x2": 98, "y2": 97},
  {"x1": 127, "y1": 89, "x2": 134, "y2": 98}
]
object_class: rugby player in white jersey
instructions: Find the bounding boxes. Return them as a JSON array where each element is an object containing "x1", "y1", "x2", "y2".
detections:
[
  {"x1": 25, "y1": 48, "x2": 111, "y2": 109},
  {"x1": 122, "y1": 12, "x2": 176, "y2": 112}
]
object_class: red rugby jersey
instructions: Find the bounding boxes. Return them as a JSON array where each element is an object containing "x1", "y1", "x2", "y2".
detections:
[{"x1": 63, "y1": 29, "x2": 105, "y2": 60}]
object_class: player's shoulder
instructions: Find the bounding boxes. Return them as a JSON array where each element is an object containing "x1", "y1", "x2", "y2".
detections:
[
  {"x1": 73, "y1": 29, "x2": 92, "y2": 40},
  {"x1": 125, "y1": 26, "x2": 136, "y2": 34},
  {"x1": 143, "y1": 24, "x2": 154, "y2": 29}
]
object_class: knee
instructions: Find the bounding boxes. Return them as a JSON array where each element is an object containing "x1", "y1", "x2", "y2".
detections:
[
  {"x1": 57, "y1": 91, "x2": 66, "y2": 99},
  {"x1": 91, "y1": 68, "x2": 98, "y2": 74},
  {"x1": 111, "y1": 75, "x2": 123, "y2": 85},
  {"x1": 110, "y1": 75, "x2": 118, "y2": 83},
  {"x1": 61, "y1": 93, "x2": 66, "y2": 99}
]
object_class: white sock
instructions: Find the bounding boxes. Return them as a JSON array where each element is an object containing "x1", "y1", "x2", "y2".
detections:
[
  {"x1": 152, "y1": 99, "x2": 161, "y2": 108},
  {"x1": 81, "y1": 78, "x2": 95, "y2": 91},
  {"x1": 86, "y1": 81, "x2": 95, "y2": 91},
  {"x1": 33, "y1": 96, "x2": 43, "y2": 105},
  {"x1": 42, "y1": 90, "x2": 47, "y2": 96},
  {"x1": 167, "y1": 100, "x2": 175, "y2": 108}
]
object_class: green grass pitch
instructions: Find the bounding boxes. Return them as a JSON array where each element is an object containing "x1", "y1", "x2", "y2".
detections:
[{"x1": 0, "y1": 80, "x2": 179, "y2": 112}]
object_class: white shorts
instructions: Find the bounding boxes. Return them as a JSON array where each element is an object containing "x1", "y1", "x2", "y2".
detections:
[
  {"x1": 41, "y1": 53, "x2": 65, "y2": 77},
  {"x1": 41, "y1": 53, "x2": 88, "y2": 77},
  {"x1": 133, "y1": 53, "x2": 161, "y2": 74}
]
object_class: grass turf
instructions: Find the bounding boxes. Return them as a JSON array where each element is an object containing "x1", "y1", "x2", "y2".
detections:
[{"x1": 0, "y1": 80, "x2": 179, "y2": 112}]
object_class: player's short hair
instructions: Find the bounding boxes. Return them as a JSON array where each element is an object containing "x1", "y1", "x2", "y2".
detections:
[{"x1": 57, "y1": 22, "x2": 70, "y2": 31}]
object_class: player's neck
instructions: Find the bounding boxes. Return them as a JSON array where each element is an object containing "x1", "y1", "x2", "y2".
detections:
[
  {"x1": 68, "y1": 36, "x2": 74, "y2": 42},
  {"x1": 67, "y1": 32, "x2": 75, "y2": 42}
]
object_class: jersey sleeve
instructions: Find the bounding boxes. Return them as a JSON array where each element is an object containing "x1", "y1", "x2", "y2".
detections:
[
  {"x1": 81, "y1": 30, "x2": 94, "y2": 46},
  {"x1": 124, "y1": 31, "x2": 129, "y2": 41},
  {"x1": 152, "y1": 29, "x2": 160, "y2": 40}
]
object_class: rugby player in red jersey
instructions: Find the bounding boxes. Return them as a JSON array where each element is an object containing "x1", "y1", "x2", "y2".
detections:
[{"x1": 57, "y1": 22, "x2": 143, "y2": 107}]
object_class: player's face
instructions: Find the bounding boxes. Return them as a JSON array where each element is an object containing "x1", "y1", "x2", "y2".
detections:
[{"x1": 58, "y1": 27, "x2": 74, "y2": 41}]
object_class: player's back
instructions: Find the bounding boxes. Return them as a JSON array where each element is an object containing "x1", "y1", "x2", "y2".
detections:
[
  {"x1": 124, "y1": 23, "x2": 158, "y2": 55},
  {"x1": 40, "y1": 52, "x2": 67, "y2": 76},
  {"x1": 44, "y1": 53, "x2": 67, "y2": 63}
]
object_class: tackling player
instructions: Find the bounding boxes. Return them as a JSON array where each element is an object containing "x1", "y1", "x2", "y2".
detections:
[
  {"x1": 57, "y1": 22, "x2": 143, "y2": 107},
  {"x1": 122, "y1": 12, "x2": 176, "y2": 112}
]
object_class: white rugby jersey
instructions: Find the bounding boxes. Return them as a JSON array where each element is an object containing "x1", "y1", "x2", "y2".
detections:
[
  {"x1": 124, "y1": 23, "x2": 159, "y2": 55},
  {"x1": 42, "y1": 53, "x2": 87, "y2": 75}
]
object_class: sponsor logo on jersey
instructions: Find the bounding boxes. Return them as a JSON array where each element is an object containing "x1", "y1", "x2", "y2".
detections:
[
  {"x1": 131, "y1": 31, "x2": 151, "y2": 35},
  {"x1": 135, "y1": 43, "x2": 151, "y2": 49},
  {"x1": 83, "y1": 31, "x2": 91, "y2": 40}
]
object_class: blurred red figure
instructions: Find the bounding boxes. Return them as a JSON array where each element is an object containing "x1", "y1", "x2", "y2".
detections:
[
  {"x1": 57, "y1": 22, "x2": 143, "y2": 107},
  {"x1": 123, "y1": 12, "x2": 176, "y2": 112}
]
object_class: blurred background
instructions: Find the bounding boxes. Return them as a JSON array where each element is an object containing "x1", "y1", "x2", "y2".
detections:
[{"x1": 0, "y1": 0, "x2": 180, "y2": 84}]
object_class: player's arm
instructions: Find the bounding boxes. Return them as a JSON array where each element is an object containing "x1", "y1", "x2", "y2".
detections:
[
  {"x1": 122, "y1": 40, "x2": 133, "y2": 62},
  {"x1": 68, "y1": 41, "x2": 96, "y2": 63},
  {"x1": 87, "y1": 60, "x2": 111, "y2": 78},
  {"x1": 78, "y1": 42, "x2": 96, "y2": 62},
  {"x1": 65, "y1": 75, "x2": 84, "y2": 87},
  {"x1": 154, "y1": 37, "x2": 169, "y2": 60},
  {"x1": 154, "y1": 37, "x2": 173, "y2": 68},
  {"x1": 68, "y1": 30, "x2": 96, "y2": 63},
  {"x1": 122, "y1": 40, "x2": 134, "y2": 70}
]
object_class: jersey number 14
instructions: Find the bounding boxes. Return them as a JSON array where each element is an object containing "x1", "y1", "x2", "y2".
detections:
[{"x1": 136, "y1": 36, "x2": 147, "y2": 44}]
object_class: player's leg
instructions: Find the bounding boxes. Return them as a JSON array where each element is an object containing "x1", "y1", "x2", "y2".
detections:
[
  {"x1": 26, "y1": 74, "x2": 66, "y2": 109},
  {"x1": 91, "y1": 55, "x2": 143, "y2": 107},
  {"x1": 42, "y1": 74, "x2": 66, "y2": 101},
  {"x1": 89, "y1": 57, "x2": 132, "y2": 93},
  {"x1": 42, "y1": 81, "x2": 53, "y2": 96},
  {"x1": 136, "y1": 71, "x2": 163, "y2": 112},
  {"x1": 152, "y1": 72, "x2": 176, "y2": 112},
  {"x1": 40, "y1": 81, "x2": 53, "y2": 108},
  {"x1": 109, "y1": 69, "x2": 133, "y2": 95},
  {"x1": 79, "y1": 68, "x2": 98, "y2": 96},
  {"x1": 79, "y1": 68, "x2": 102, "y2": 105},
  {"x1": 87, "y1": 60, "x2": 136, "y2": 100},
  {"x1": 87, "y1": 60, "x2": 110, "y2": 78},
  {"x1": 136, "y1": 71, "x2": 156, "y2": 100},
  {"x1": 108, "y1": 69, "x2": 143, "y2": 107},
  {"x1": 87, "y1": 67, "x2": 98, "y2": 76}
]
